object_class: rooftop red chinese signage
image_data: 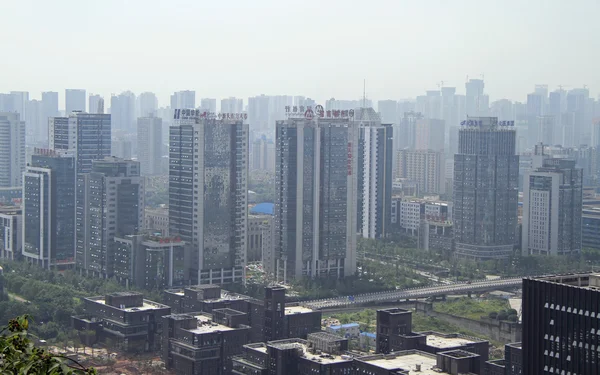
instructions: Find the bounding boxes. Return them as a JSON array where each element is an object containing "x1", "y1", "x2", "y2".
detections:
[{"x1": 285, "y1": 105, "x2": 354, "y2": 120}]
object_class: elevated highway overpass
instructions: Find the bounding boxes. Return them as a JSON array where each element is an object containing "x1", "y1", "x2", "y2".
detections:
[{"x1": 303, "y1": 277, "x2": 522, "y2": 310}]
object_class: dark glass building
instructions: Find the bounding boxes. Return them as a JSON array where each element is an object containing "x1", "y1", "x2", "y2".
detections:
[
  {"x1": 582, "y1": 208, "x2": 600, "y2": 250},
  {"x1": 522, "y1": 274, "x2": 600, "y2": 375},
  {"x1": 22, "y1": 151, "x2": 75, "y2": 268},
  {"x1": 232, "y1": 334, "x2": 352, "y2": 375},
  {"x1": 169, "y1": 111, "x2": 248, "y2": 285},
  {"x1": 162, "y1": 312, "x2": 249, "y2": 375},
  {"x1": 274, "y1": 116, "x2": 358, "y2": 282},
  {"x1": 453, "y1": 117, "x2": 518, "y2": 260}
]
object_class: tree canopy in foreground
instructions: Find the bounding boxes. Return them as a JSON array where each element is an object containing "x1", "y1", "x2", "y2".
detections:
[{"x1": 0, "y1": 315, "x2": 96, "y2": 374}]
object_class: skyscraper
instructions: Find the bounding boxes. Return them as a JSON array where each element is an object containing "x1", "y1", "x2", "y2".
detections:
[
  {"x1": 220, "y1": 97, "x2": 244, "y2": 114},
  {"x1": 356, "y1": 108, "x2": 393, "y2": 239},
  {"x1": 170, "y1": 90, "x2": 195, "y2": 110},
  {"x1": 88, "y1": 94, "x2": 103, "y2": 114},
  {"x1": 137, "y1": 116, "x2": 163, "y2": 176},
  {"x1": 393, "y1": 111, "x2": 421, "y2": 174},
  {"x1": 110, "y1": 91, "x2": 136, "y2": 133},
  {"x1": 9, "y1": 91, "x2": 29, "y2": 121},
  {"x1": 199, "y1": 98, "x2": 217, "y2": 113},
  {"x1": 548, "y1": 89, "x2": 565, "y2": 119},
  {"x1": 76, "y1": 158, "x2": 145, "y2": 278},
  {"x1": 527, "y1": 92, "x2": 544, "y2": 146},
  {"x1": 465, "y1": 79, "x2": 486, "y2": 116},
  {"x1": 41, "y1": 91, "x2": 59, "y2": 121},
  {"x1": 26, "y1": 99, "x2": 44, "y2": 144},
  {"x1": 441, "y1": 87, "x2": 457, "y2": 125},
  {"x1": 137, "y1": 92, "x2": 158, "y2": 117},
  {"x1": 0, "y1": 113, "x2": 26, "y2": 188},
  {"x1": 536, "y1": 115, "x2": 555, "y2": 145},
  {"x1": 65, "y1": 89, "x2": 86, "y2": 113},
  {"x1": 377, "y1": 100, "x2": 398, "y2": 124},
  {"x1": 49, "y1": 112, "x2": 111, "y2": 174},
  {"x1": 396, "y1": 149, "x2": 445, "y2": 194},
  {"x1": 247, "y1": 95, "x2": 270, "y2": 131},
  {"x1": 22, "y1": 150, "x2": 75, "y2": 268},
  {"x1": 453, "y1": 117, "x2": 518, "y2": 260},
  {"x1": 274, "y1": 115, "x2": 358, "y2": 282},
  {"x1": 251, "y1": 136, "x2": 275, "y2": 172},
  {"x1": 169, "y1": 111, "x2": 248, "y2": 285},
  {"x1": 566, "y1": 88, "x2": 590, "y2": 145},
  {"x1": 415, "y1": 118, "x2": 445, "y2": 151},
  {"x1": 522, "y1": 152, "x2": 582, "y2": 256}
]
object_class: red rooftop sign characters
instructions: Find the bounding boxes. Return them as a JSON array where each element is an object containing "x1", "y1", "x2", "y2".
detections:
[
  {"x1": 158, "y1": 236, "x2": 181, "y2": 244},
  {"x1": 285, "y1": 105, "x2": 354, "y2": 119}
]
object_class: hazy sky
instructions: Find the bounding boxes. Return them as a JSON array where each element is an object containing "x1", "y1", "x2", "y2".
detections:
[{"x1": 1, "y1": 0, "x2": 599, "y2": 107}]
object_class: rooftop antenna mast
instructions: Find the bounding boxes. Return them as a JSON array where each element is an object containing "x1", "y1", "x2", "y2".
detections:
[{"x1": 363, "y1": 79, "x2": 366, "y2": 108}]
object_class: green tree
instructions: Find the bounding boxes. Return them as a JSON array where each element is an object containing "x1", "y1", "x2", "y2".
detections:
[
  {"x1": 497, "y1": 311, "x2": 508, "y2": 321},
  {"x1": 0, "y1": 315, "x2": 95, "y2": 374}
]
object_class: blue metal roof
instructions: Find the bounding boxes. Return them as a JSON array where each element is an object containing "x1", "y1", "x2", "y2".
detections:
[
  {"x1": 329, "y1": 323, "x2": 360, "y2": 330},
  {"x1": 250, "y1": 203, "x2": 274, "y2": 215},
  {"x1": 360, "y1": 332, "x2": 376, "y2": 338}
]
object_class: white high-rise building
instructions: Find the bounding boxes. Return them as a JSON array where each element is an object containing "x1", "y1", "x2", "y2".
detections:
[
  {"x1": 110, "y1": 91, "x2": 136, "y2": 133},
  {"x1": 170, "y1": 91, "x2": 195, "y2": 109},
  {"x1": 220, "y1": 97, "x2": 244, "y2": 114},
  {"x1": 65, "y1": 89, "x2": 86, "y2": 113},
  {"x1": 247, "y1": 95, "x2": 271, "y2": 132},
  {"x1": 26, "y1": 99, "x2": 44, "y2": 144},
  {"x1": 89, "y1": 94, "x2": 103, "y2": 114},
  {"x1": 200, "y1": 98, "x2": 217, "y2": 113},
  {"x1": 522, "y1": 151, "x2": 583, "y2": 256},
  {"x1": 356, "y1": 108, "x2": 393, "y2": 239},
  {"x1": 0, "y1": 113, "x2": 26, "y2": 187},
  {"x1": 251, "y1": 136, "x2": 275, "y2": 172},
  {"x1": 396, "y1": 149, "x2": 445, "y2": 195},
  {"x1": 41, "y1": 92, "x2": 59, "y2": 121},
  {"x1": 137, "y1": 116, "x2": 163, "y2": 176},
  {"x1": 137, "y1": 92, "x2": 158, "y2": 117},
  {"x1": 415, "y1": 118, "x2": 445, "y2": 152}
]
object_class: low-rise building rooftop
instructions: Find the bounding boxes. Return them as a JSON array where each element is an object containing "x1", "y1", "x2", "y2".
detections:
[
  {"x1": 357, "y1": 351, "x2": 445, "y2": 374},
  {"x1": 284, "y1": 305, "x2": 314, "y2": 315},
  {"x1": 425, "y1": 333, "x2": 477, "y2": 349}
]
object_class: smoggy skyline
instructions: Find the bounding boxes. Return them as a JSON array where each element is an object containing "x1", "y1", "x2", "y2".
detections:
[{"x1": 1, "y1": 0, "x2": 599, "y2": 106}]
